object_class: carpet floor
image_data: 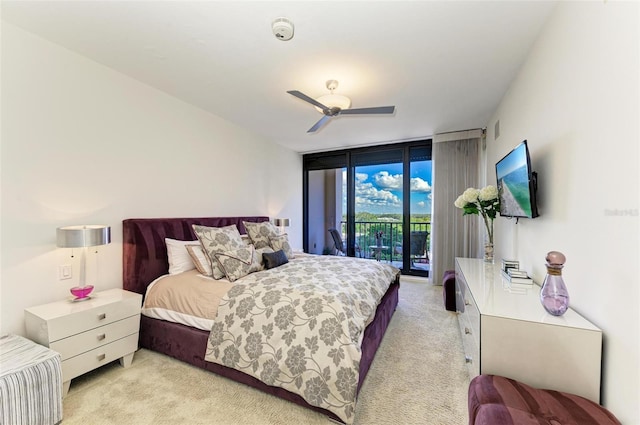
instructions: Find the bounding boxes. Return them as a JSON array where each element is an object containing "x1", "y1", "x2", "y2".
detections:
[{"x1": 61, "y1": 279, "x2": 469, "y2": 424}]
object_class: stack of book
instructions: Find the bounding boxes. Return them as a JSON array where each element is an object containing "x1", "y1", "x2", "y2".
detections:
[
  {"x1": 502, "y1": 259, "x2": 520, "y2": 272},
  {"x1": 500, "y1": 268, "x2": 534, "y2": 285}
]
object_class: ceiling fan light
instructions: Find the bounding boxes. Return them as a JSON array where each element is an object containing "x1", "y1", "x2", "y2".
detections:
[{"x1": 315, "y1": 94, "x2": 351, "y2": 112}]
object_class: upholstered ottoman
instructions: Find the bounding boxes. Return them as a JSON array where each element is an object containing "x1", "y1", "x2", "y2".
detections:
[
  {"x1": 0, "y1": 334, "x2": 63, "y2": 425},
  {"x1": 442, "y1": 269, "x2": 457, "y2": 311},
  {"x1": 468, "y1": 375, "x2": 620, "y2": 425}
]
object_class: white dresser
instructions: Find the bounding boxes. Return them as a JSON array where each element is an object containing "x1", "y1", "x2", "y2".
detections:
[
  {"x1": 455, "y1": 257, "x2": 602, "y2": 403},
  {"x1": 25, "y1": 288, "x2": 142, "y2": 395}
]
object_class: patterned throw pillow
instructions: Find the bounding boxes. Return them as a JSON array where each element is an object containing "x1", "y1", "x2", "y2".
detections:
[
  {"x1": 186, "y1": 244, "x2": 212, "y2": 276},
  {"x1": 193, "y1": 224, "x2": 245, "y2": 279},
  {"x1": 213, "y1": 245, "x2": 261, "y2": 282},
  {"x1": 243, "y1": 221, "x2": 278, "y2": 249},
  {"x1": 269, "y1": 234, "x2": 293, "y2": 259}
]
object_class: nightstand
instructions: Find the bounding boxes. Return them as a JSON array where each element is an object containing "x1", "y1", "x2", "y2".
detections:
[{"x1": 25, "y1": 288, "x2": 142, "y2": 396}]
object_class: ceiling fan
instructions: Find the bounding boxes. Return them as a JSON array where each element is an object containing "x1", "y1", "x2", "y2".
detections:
[{"x1": 287, "y1": 80, "x2": 396, "y2": 133}]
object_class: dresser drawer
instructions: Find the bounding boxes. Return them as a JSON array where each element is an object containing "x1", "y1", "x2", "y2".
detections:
[
  {"x1": 458, "y1": 309, "x2": 480, "y2": 376},
  {"x1": 463, "y1": 336, "x2": 480, "y2": 378},
  {"x1": 61, "y1": 333, "x2": 139, "y2": 381},
  {"x1": 50, "y1": 315, "x2": 140, "y2": 361},
  {"x1": 462, "y1": 293, "x2": 480, "y2": 343}
]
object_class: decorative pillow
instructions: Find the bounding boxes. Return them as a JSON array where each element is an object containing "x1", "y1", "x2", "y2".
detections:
[
  {"x1": 241, "y1": 234, "x2": 252, "y2": 246},
  {"x1": 213, "y1": 245, "x2": 261, "y2": 282},
  {"x1": 186, "y1": 244, "x2": 212, "y2": 276},
  {"x1": 269, "y1": 233, "x2": 294, "y2": 259},
  {"x1": 263, "y1": 249, "x2": 289, "y2": 270},
  {"x1": 192, "y1": 224, "x2": 245, "y2": 279},
  {"x1": 243, "y1": 221, "x2": 278, "y2": 249},
  {"x1": 165, "y1": 238, "x2": 197, "y2": 275},
  {"x1": 256, "y1": 246, "x2": 275, "y2": 271}
]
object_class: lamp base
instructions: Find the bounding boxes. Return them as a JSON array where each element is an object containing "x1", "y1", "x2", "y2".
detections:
[{"x1": 70, "y1": 285, "x2": 94, "y2": 301}]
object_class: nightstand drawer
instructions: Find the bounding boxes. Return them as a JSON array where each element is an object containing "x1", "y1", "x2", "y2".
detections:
[
  {"x1": 61, "y1": 333, "x2": 139, "y2": 381},
  {"x1": 26, "y1": 290, "x2": 142, "y2": 343},
  {"x1": 48, "y1": 296, "x2": 140, "y2": 341},
  {"x1": 50, "y1": 315, "x2": 140, "y2": 361}
]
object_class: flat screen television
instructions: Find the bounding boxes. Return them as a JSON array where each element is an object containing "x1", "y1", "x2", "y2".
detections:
[{"x1": 495, "y1": 140, "x2": 539, "y2": 218}]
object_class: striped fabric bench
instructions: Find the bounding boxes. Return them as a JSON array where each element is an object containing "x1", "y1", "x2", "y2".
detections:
[
  {"x1": 0, "y1": 334, "x2": 63, "y2": 425},
  {"x1": 468, "y1": 374, "x2": 620, "y2": 425}
]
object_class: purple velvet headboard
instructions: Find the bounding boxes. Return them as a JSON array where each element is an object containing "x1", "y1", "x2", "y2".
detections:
[{"x1": 122, "y1": 216, "x2": 269, "y2": 296}]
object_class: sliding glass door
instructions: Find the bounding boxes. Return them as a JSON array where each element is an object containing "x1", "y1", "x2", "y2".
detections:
[
  {"x1": 408, "y1": 147, "x2": 432, "y2": 274},
  {"x1": 303, "y1": 140, "x2": 432, "y2": 276},
  {"x1": 352, "y1": 149, "x2": 403, "y2": 264}
]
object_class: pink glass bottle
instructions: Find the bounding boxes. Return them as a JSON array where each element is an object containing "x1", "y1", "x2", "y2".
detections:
[{"x1": 540, "y1": 251, "x2": 570, "y2": 316}]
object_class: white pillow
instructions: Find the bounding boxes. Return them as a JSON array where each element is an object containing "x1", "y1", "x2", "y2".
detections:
[
  {"x1": 165, "y1": 238, "x2": 197, "y2": 275},
  {"x1": 186, "y1": 244, "x2": 212, "y2": 276}
]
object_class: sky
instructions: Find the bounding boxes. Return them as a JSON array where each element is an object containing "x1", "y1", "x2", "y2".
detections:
[
  {"x1": 496, "y1": 141, "x2": 528, "y2": 179},
  {"x1": 342, "y1": 161, "x2": 432, "y2": 215}
]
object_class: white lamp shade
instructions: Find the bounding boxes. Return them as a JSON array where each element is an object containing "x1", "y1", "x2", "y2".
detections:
[
  {"x1": 56, "y1": 225, "x2": 111, "y2": 248},
  {"x1": 315, "y1": 94, "x2": 351, "y2": 112}
]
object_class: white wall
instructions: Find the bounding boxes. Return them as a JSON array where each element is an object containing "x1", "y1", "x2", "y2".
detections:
[
  {"x1": 485, "y1": 3, "x2": 639, "y2": 423},
  {"x1": 0, "y1": 23, "x2": 302, "y2": 336}
]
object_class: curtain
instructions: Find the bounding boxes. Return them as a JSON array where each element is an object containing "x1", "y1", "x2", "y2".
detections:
[{"x1": 431, "y1": 131, "x2": 481, "y2": 286}]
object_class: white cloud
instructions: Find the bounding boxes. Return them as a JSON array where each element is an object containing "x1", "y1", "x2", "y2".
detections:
[
  {"x1": 356, "y1": 172, "x2": 368, "y2": 182},
  {"x1": 374, "y1": 171, "x2": 402, "y2": 190},
  {"x1": 417, "y1": 201, "x2": 426, "y2": 207},
  {"x1": 374, "y1": 172, "x2": 431, "y2": 194},
  {"x1": 356, "y1": 181, "x2": 401, "y2": 207},
  {"x1": 410, "y1": 177, "x2": 431, "y2": 193}
]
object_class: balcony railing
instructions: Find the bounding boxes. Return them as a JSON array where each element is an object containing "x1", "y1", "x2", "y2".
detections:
[{"x1": 339, "y1": 220, "x2": 430, "y2": 263}]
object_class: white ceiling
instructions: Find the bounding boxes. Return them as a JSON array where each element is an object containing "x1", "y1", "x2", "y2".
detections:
[{"x1": 1, "y1": 1, "x2": 556, "y2": 153}]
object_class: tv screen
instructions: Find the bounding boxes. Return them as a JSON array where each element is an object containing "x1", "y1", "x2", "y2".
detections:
[{"x1": 495, "y1": 140, "x2": 539, "y2": 218}]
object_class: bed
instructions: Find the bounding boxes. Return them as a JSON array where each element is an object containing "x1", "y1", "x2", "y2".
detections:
[{"x1": 122, "y1": 216, "x2": 400, "y2": 423}]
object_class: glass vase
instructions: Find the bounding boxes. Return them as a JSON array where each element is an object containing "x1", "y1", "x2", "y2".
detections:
[
  {"x1": 483, "y1": 242, "x2": 494, "y2": 263},
  {"x1": 540, "y1": 251, "x2": 570, "y2": 316}
]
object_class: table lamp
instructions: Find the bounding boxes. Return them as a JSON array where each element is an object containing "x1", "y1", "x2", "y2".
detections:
[
  {"x1": 56, "y1": 225, "x2": 111, "y2": 301},
  {"x1": 273, "y1": 218, "x2": 290, "y2": 235}
]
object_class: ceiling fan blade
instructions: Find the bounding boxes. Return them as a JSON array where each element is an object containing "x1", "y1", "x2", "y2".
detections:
[
  {"x1": 287, "y1": 90, "x2": 329, "y2": 112},
  {"x1": 308, "y1": 115, "x2": 331, "y2": 133},
  {"x1": 340, "y1": 106, "x2": 396, "y2": 115}
]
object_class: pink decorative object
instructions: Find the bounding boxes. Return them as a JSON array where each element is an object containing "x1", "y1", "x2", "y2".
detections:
[
  {"x1": 70, "y1": 285, "x2": 94, "y2": 300},
  {"x1": 540, "y1": 251, "x2": 569, "y2": 316}
]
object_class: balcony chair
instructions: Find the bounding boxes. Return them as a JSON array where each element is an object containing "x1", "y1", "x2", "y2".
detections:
[
  {"x1": 328, "y1": 228, "x2": 361, "y2": 257},
  {"x1": 394, "y1": 231, "x2": 429, "y2": 264}
]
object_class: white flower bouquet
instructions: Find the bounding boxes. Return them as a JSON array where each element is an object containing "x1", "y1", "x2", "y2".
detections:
[{"x1": 454, "y1": 185, "x2": 500, "y2": 244}]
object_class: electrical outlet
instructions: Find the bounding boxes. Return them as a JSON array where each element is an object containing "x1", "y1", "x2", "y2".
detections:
[{"x1": 58, "y1": 264, "x2": 72, "y2": 280}]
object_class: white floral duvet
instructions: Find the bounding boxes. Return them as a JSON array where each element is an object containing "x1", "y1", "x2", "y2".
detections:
[{"x1": 205, "y1": 254, "x2": 399, "y2": 423}]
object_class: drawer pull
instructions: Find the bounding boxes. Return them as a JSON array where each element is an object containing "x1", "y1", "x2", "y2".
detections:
[
  {"x1": 97, "y1": 334, "x2": 106, "y2": 341},
  {"x1": 97, "y1": 353, "x2": 106, "y2": 361},
  {"x1": 465, "y1": 356, "x2": 473, "y2": 364},
  {"x1": 464, "y1": 327, "x2": 472, "y2": 335},
  {"x1": 465, "y1": 300, "x2": 471, "y2": 306},
  {"x1": 98, "y1": 313, "x2": 107, "y2": 320}
]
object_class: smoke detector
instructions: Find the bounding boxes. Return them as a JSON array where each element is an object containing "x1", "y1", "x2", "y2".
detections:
[{"x1": 272, "y1": 17, "x2": 294, "y2": 41}]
